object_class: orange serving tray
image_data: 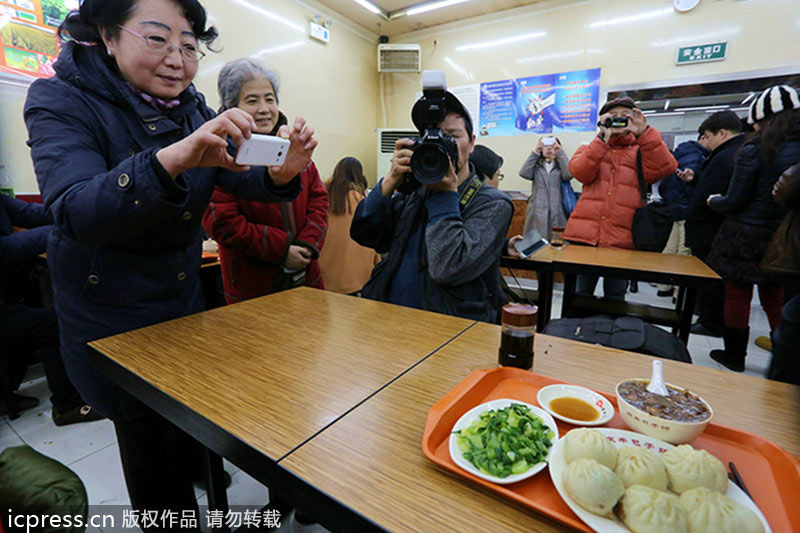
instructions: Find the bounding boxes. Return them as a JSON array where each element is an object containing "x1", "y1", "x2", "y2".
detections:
[{"x1": 421, "y1": 367, "x2": 800, "y2": 532}]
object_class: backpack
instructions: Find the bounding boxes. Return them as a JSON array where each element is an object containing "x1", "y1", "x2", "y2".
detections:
[
  {"x1": 0, "y1": 446, "x2": 88, "y2": 533},
  {"x1": 543, "y1": 315, "x2": 692, "y2": 363}
]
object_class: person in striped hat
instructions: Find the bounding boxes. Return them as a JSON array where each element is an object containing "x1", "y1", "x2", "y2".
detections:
[
  {"x1": 704, "y1": 85, "x2": 800, "y2": 371},
  {"x1": 747, "y1": 85, "x2": 800, "y2": 127}
]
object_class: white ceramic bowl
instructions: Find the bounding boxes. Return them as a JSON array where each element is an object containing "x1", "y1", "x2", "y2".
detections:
[
  {"x1": 449, "y1": 398, "x2": 559, "y2": 484},
  {"x1": 537, "y1": 384, "x2": 615, "y2": 426},
  {"x1": 615, "y1": 379, "x2": 713, "y2": 444}
]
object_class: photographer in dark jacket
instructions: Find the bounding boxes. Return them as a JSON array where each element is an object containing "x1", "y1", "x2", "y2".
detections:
[
  {"x1": 0, "y1": 193, "x2": 102, "y2": 424},
  {"x1": 705, "y1": 85, "x2": 800, "y2": 371},
  {"x1": 681, "y1": 111, "x2": 745, "y2": 337},
  {"x1": 351, "y1": 89, "x2": 513, "y2": 323}
]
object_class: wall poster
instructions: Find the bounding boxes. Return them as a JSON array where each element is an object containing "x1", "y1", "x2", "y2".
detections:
[
  {"x1": 478, "y1": 68, "x2": 601, "y2": 137},
  {"x1": 0, "y1": 0, "x2": 76, "y2": 78}
]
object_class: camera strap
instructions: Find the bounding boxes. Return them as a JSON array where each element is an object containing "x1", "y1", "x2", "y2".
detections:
[
  {"x1": 459, "y1": 176, "x2": 483, "y2": 212},
  {"x1": 635, "y1": 148, "x2": 652, "y2": 203}
]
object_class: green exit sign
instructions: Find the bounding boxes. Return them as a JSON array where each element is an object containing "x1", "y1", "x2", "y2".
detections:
[{"x1": 676, "y1": 42, "x2": 727, "y2": 65}]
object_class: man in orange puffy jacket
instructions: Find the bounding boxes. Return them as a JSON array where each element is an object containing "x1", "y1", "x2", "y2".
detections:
[{"x1": 564, "y1": 96, "x2": 678, "y2": 300}]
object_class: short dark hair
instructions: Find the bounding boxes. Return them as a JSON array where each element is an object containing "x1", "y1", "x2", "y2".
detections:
[
  {"x1": 470, "y1": 145, "x2": 503, "y2": 181},
  {"x1": 698, "y1": 110, "x2": 742, "y2": 136},
  {"x1": 58, "y1": 0, "x2": 218, "y2": 51}
]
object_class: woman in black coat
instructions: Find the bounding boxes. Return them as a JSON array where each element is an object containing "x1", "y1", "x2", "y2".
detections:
[
  {"x1": 706, "y1": 85, "x2": 800, "y2": 371},
  {"x1": 25, "y1": 0, "x2": 317, "y2": 518}
]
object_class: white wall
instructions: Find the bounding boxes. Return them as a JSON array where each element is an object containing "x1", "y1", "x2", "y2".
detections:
[
  {"x1": 382, "y1": 0, "x2": 800, "y2": 192},
  {"x1": 3, "y1": 0, "x2": 800, "y2": 194}
]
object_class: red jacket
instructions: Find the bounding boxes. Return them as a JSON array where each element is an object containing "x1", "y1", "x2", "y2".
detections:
[
  {"x1": 202, "y1": 161, "x2": 328, "y2": 303},
  {"x1": 564, "y1": 127, "x2": 678, "y2": 249}
]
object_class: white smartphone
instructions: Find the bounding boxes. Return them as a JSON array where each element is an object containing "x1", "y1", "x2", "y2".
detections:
[
  {"x1": 514, "y1": 229, "x2": 549, "y2": 258},
  {"x1": 235, "y1": 134, "x2": 290, "y2": 166},
  {"x1": 542, "y1": 137, "x2": 556, "y2": 146}
]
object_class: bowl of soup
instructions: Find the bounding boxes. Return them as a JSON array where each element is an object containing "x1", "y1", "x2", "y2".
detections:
[{"x1": 615, "y1": 379, "x2": 713, "y2": 444}]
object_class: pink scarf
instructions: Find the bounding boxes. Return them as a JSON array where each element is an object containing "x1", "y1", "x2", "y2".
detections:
[{"x1": 127, "y1": 83, "x2": 180, "y2": 112}]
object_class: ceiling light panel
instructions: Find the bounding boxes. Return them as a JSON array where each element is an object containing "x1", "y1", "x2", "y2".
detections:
[
  {"x1": 407, "y1": 0, "x2": 471, "y2": 17},
  {"x1": 456, "y1": 31, "x2": 547, "y2": 52},
  {"x1": 588, "y1": 9, "x2": 664, "y2": 29},
  {"x1": 352, "y1": 0, "x2": 382, "y2": 15}
]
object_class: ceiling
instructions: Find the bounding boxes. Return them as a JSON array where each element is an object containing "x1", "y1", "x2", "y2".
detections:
[{"x1": 313, "y1": 0, "x2": 546, "y2": 37}]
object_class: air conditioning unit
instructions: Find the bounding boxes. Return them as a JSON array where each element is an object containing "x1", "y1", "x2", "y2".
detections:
[
  {"x1": 378, "y1": 44, "x2": 421, "y2": 73},
  {"x1": 376, "y1": 128, "x2": 417, "y2": 180}
]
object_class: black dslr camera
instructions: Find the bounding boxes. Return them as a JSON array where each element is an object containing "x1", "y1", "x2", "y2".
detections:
[
  {"x1": 598, "y1": 116, "x2": 630, "y2": 128},
  {"x1": 399, "y1": 71, "x2": 459, "y2": 193}
]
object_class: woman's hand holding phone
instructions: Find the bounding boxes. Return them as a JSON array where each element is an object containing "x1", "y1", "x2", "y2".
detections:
[
  {"x1": 268, "y1": 117, "x2": 317, "y2": 185},
  {"x1": 156, "y1": 108, "x2": 257, "y2": 177}
]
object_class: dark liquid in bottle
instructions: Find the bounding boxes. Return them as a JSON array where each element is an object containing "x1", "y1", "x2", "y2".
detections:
[{"x1": 498, "y1": 331, "x2": 534, "y2": 369}]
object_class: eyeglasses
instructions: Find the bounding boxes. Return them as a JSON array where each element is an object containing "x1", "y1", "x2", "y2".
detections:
[
  {"x1": 497, "y1": 173, "x2": 505, "y2": 181},
  {"x1": 118, "y1": 25, "x2": 205, "y2": 62}
]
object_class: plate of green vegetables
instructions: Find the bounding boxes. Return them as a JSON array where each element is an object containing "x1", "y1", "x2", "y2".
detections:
[{"x1": 449, "y1": 399, "x2": 559, "y2": 484}]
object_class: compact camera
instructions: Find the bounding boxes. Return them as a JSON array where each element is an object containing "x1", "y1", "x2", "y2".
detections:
[
  {"x1": 400, "y1": 71, "x2": 459, "y2": 193},
  {"x1": 598, "y1": 116, "x2": 630, "y2": 128}
]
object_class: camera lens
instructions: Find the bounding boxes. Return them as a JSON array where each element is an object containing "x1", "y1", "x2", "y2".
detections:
[{"x1": 411, "y1": 143, "x2": 450, "y2": 185}]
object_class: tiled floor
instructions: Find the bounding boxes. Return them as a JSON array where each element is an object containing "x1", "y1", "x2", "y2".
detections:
[
  {"x1": 0, "y1": 282, "x2": 775, "y2": 532},
  {"x1": 1, "y1": 378, "x2": 284, "y2": 532}
]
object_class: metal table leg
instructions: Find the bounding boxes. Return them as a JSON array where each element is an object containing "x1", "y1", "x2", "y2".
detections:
[
  {"x1": 678, "y1": 286, "x2": 697, "y2": 345},
  {"x1": 562, "y1": 272, "x2": 576, "y2": 317},
  {"x1": 537, "y1": 269, "x2": 554, "y2": 331},
  {"x1": 206, "y1": 448, "x2": 230, "y2": 533}
]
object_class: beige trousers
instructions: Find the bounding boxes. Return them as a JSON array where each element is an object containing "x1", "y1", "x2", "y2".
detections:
[{"x1": 658, "y1": 220, "x2": 690, "y2": 292}]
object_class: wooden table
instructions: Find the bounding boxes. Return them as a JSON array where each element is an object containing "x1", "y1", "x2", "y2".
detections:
[
  {"x1": 505, "y1": 244, "x2": 721, "y2": 343},
  {"x1": 87, "y1": 287, "x2": 474, "y2": 523},
  {"x1": 279, "y1": 321, "x2": 800, "y2": 532},
  {"x1": 88, "y1": 290, "x2": 798, "y2": 532}
]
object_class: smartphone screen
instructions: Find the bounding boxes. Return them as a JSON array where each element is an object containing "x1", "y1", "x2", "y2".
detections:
[
  {"x1": 514, "y1": 230, "x2": 549, "y2": 258},
  {"x1": 520, "y1": 239, "x2": 548, "y2": 257}
]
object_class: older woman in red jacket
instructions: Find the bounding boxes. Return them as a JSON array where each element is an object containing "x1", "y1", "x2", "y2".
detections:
[
  {"x1": 564, "y1": 97, "x2": 678, "y2": 300},
  {"x1": 203, "y1": 58, "x2": 328, "y2": 302}
]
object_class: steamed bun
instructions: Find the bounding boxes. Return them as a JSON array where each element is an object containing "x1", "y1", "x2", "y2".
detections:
[
  {"x1": 680, "y1": 487, "x2": 764, "y2": 533},
  {"x1": 662, "y1": 445, "x2": 728, "y2": 494},
  {"x1": 617, "y1": 485, "x2": 687, "y2": 533},
  {"x1": 563, "y1": 458, "x2": 625, "y2": 517},
  {"x1": 615, "y1": 445, "x2": 668, "y2": 491},
  {"x1": 564, "y1": 428, "x2": 618, "y2": 469}
]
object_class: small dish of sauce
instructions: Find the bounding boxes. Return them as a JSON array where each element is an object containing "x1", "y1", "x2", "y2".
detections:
[
  {"x1": 549, "y1": 397, "x2": 600, "y2": 422},
  {"x1": 537, "y1": 384, "x2": 615, "y2": 426}
]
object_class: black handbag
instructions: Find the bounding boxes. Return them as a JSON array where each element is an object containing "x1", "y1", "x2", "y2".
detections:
[{"x1": 631, "y1": 149, "x2": 675, "y2": 252}]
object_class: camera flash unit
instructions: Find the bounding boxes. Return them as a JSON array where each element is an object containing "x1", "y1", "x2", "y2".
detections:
[{"x1": 421, "y1": 70, "x2": 447, "y2": 92}]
